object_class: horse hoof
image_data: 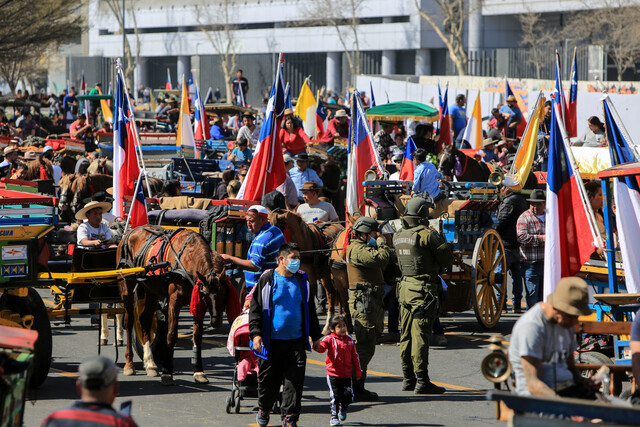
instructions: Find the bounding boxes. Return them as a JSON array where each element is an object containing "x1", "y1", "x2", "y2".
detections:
[
  {"x1": 115, "y1": 340, "x2": 123, "y2": 347},
  {"x1": 193, "y1": 372, "x2": 209, "y2": 384},
  {"x1": 123, "y1": 366, "x2": 136, "y2": 376},
  {"x1": 146, "y1": 368, "x2": 159, "y2": 377},
  {"x1": 161, "y1": 374, "x2": 175, "y2": 386},
  {"x1": 98, "y1": 339, "x2": 108, "y2": 346}
]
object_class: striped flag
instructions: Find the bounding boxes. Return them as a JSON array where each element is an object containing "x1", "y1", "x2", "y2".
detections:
[
  {"x1": 193, "y1": 84, "x2": 211, "y2": 159},
  {"x1": 543, "y1": 98, "x2": 602, "y2": 299},
  {"x1": 177, "y1": 75, "x2": 195, "y2": 153},
  {"x1": 461, "y1": 92, "x2": 482, "y2": 149},
  {"x1": 399, "y1": 136, "x2": 417, "y2": 181},
  {"x1": 602, "y1": 95, "x2": 640, "y2": 293},
  {"x1": 567, "y1": 49, "x2": 578, "y2": 138},
  {"x1": 165, "y1": 68, "x2": 172, "y2": 91}
]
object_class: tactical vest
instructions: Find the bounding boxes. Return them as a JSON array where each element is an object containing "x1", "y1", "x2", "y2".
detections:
[
  {"x1": 346, "y1": 242, "x2": 385, "y2": 289},
  {"x1": 393, "y1": 225, "x2": 438, "y2": 277}
]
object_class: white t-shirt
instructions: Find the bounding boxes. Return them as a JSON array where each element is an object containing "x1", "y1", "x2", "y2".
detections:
[
  {"x1": 296, "y1": 200, "x2": 339, "y2": 224},
  {"x1": 77, "y1": 222, "x2": 112, "y2": 245}
]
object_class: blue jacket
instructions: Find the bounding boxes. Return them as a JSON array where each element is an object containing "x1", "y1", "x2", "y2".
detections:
[{"x1": 248, "y1": 269, "x2": 322, "y2": 359}]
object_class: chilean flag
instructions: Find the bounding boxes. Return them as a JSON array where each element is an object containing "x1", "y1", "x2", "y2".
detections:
[
  {"x1": 113, "y1": 70, "x2": 145, "y2": 226},
  {"x1": 603, "y1": 95, "x2": 640, "y2": 293},
  {"x1": 543, "y1": 99, "x2": 600, "y2": 300},
  {"x1": 566, "y1": 49, "x2": 578, "y2": 138},
  {"x1": 193, "y1": 84, "x2": 211, "y2": 159},
  {"x1": 238, "y1": 54, "x2": 287, "y2": 201},
  {"x1": 165, "y1": 68, "x2": 172, "y2": 91},
  {"x1": 315, "y1": 98, "x2": 328, "y2": 138},
  {"x1": 399, "y1": 136, "x2": 417, "y2": 181},
  {"x1": 129, "y1": 174, "x2": 148, "y2": 228},
  {"x1": 346, "y1": 90, "x2": 386, "y2": 215},
  {"x1": 438, "y1": 87, "x2": 451, "y2": 151}
]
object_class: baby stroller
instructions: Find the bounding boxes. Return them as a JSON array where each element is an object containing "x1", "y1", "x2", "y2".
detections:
[{"x1": 226, "y1": 312, "x2": 259, "y2": 414}]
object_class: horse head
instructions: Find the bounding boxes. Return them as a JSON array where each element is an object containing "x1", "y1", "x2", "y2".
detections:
[
  {"x1": 71, "y1": 174, "x2": 91, "y2": 214},
  {"x1": 437, "y1": 144, "x2": 458, "y2": 178},
  {"x1": 58, "y1": 174, "x2": 74, "y2": 212}
]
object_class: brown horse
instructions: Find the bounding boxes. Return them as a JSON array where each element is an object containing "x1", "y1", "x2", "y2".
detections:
[
  {"x1": 117, "y1": 225, "x2": 228, "y2": 385},
  {"x1": 58, "y1": 173, "x2": 77, "y2": 222},
  {"x1": 268, "y1": 209, "x2": 344, "y2": 334},
  {"x1": 24, "y1": 157, "x2": 54, "y2": 180},
  {"x1": 71, "y1": 173, "x2": 113, "y2": 214},
  {"x1": 438, "y1": 144, "x2": 491, "y2": 182}
]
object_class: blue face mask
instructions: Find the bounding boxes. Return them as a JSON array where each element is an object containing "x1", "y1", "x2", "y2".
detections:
[
  {"x1": 368, "y1": 237, "x2": 378, "y2": 247},
  {"x1": 286, "y1": 258, "x2": 300, "y2": 274}
]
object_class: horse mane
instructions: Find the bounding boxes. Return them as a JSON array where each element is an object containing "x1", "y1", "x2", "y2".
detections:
[
  {"x1": 58, "y1": 173, "x2": 75, "y2": 189},
  {"x1": 24, "y1": 158, "x2": 54, "y2": 180}
]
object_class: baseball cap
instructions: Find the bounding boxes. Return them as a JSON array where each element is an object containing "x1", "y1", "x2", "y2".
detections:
[
  {"x1": 42, "y1": 145, "x2": 53, "y2": 153},
  {"x1": 246, "y1": 205, "x2": 269, "y2": 219},
  {"x1": 78, "y1": 355, "x2": 118, "y2": 390}
]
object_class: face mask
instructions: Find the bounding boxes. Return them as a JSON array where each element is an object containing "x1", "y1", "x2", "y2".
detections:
[{"x1": 286, "y1": 258, "x2": 300, "y2": 274}]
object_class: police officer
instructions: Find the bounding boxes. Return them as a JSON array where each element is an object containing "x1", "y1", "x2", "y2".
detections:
[
  {"x1": 393, "y1": 198, "x2": 453, "y2": 394},
  {"x1": 346, "y1": 216, "x2": 390, "y2": 401}
]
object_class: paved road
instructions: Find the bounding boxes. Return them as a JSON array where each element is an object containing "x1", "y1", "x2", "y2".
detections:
[{"x1": 24, "y1": 291, "x2": 521, "y2": 427}]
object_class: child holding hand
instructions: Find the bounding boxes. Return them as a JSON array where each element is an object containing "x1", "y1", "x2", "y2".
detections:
[{"x1": 313, "y1": 315, "x2": 362, "y2": 426}]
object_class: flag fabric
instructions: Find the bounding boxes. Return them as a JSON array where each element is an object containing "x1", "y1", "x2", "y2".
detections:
[
  {"x1": 284, "y1": 83, "x2": 292, "y2": 110},
  {"x1": 112, "y1": 70, "x2": 142, "y2": 221},
  {"x1": 543, "y1": 99, "x2": 600, "y2": 300},
  {"x1": 438, "y1": 87, "x2": 451, "y2": 151},
  {"x1": 238, "y1": 56, "x2": 287, "y2": 201},
  {"x1": 165, "y1": 68, "x2": 172, "y2": 91},
  {"x1": 129, "y1": 175, "x2": 148, "y2": 228},
  {"x1": 294, "y1": 79, "x2": 316, "y2": 138},
  {"x1": 508, "y1": 92, "x2": 545, "y2": 190},
  {"x1": 461, "y1": 92, "x2": 482, "y2": 149},
  {"x1": 370, "y1": 81, "x2": 376, "y2": 107},
  {"x1": 399, "y1": 136, "x2": 417, "y2": 181},
  {"x1": 437, "y1": 82, "x2": 443, "y2": 120},
  {"x1": 602, "y1": 95, "x2": 640, "y2": 293},
  {"x1": 314, "y1": 93, "x2": 328, "y2": 139},
  {"x1": 554, "y1": 51, "x2": 567, "y2": 123},
  {"x1": 188, "y1": 72, "x2": 195, "y2": 95},
  {"x1": 80, "y1": 72, "x2": 91, "y2": 125},
  {"x1": 177, "y1": 75, "x2": 195, "y2": 153},
  {"x1": 346, "y1": 90, "x2": 386, "y2": 215},
  {"x1": 205, "y1": 87, "x2": 213, "y2": 104},
  {"x1": 193, "y1": 84, "x2": 211, "y2": 159},
  {"x1": 150, "y1": 93, "x2": 157, "y2": 112},
  {"x1": 97, "y1": 87, "x2": 113, "y2": 123},
  {"x1": 567, "y1": 49, "x2": 578, "y2": 138},
  {"x1": 505, "y1": 78, "x2": 515, "y2": 101}
]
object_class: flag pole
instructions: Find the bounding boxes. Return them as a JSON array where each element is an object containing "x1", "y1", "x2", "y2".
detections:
[
  {"x1": 122, "y1": 169, "x2": 144, "y2": 235},
  {"x1": 554, "y1": 102, "x2": 605, "y2": 250},
  {"x1": 508, "y1": 91, "x2": 543, "y2": 176}
]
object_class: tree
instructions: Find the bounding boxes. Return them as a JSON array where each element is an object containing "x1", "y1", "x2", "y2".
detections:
[
  {"x1": 415, "y1": 0, "x2": 468, "y2": 76},
  {"x1": 518, "y1": 13, "x2": 558, "y2": 79},
  {"x1": 103, "y1": 0, "x2": 141, "y2": 89},
  {"x1": 303, "y1": 0, "x2": 365, "y2": 86},
  {"x1": 0, "y1": 0, "x2": 83, "y2": 94},
  {"x1": 196, "y1": 0, "x2": 238, "y2": 103}
]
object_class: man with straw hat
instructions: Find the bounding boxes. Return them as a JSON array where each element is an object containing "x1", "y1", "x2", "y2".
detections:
[
  {"x1": 508, "y1": 277, "x2": 599, "y2": 398},
  {"x1": 76, "y1": 199, "x2": 113, "y2": 247},
  {"x1": 0, "y1": 145, "x2": 20, "y2": 178}
]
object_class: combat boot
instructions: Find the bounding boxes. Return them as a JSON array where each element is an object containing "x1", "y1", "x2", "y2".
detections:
[
  {"x1": 415, "y1": 371, "x2": 445, "y2": 395},
  {"x1": 353, "y1": 372, "x2": 378, "y2": 401},
  {"x1": 401, "y1": 367, "x2": 416, "y2": 391}
]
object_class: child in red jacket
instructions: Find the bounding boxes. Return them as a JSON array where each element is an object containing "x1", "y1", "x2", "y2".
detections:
[{"x1": 313, "y1": 315, "x2": 362, "y2": 426}]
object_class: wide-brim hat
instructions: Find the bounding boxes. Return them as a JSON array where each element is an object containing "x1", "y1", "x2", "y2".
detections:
[
  {"x1": 526, "y1": 189, "x2": 546, "y2": 203},
  {"x1": 3, "y1": 146, "x2": 18, "y2": 156},
  {"x1": 106, "y1": 187, "x2": 114, "y2": 195},
  {"x1": 335, "y1": 109, "x2": 348, "y2": 118},
  {"x1": 284, "y1": 108, "x2": 294, "y2": 116},
  {"x1": 295, "y1": 153, "x2": 309, "y2": 162},
  {"x1": 75, "y1": 200, "x2": 112, "y2": 221},
  {"x1": 482, "y1": 138, "x2": 496, "y2": 148},
  {"x1": 547, "y1": 277, "x2": 592, "y2": 316},
  {"x1": 302, "y1": 181, "x2": 321, "y2": 193}
]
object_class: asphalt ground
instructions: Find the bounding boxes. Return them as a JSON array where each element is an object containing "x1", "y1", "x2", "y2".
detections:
[{"x1": 22, "y1": 290, "x2": 523, "y2": 427}]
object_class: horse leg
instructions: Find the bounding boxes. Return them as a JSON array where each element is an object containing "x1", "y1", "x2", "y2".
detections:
[
  {"x1": 161, "y1": 292, "x2": 180, "y2": 386},
  {"x1": 116, "y1": 305, "x2": 124, "y2": 346},
  {"x1": 140, "y1": 294, "x2": 159, "y2": 377},
  {"x1": 99, "y1": 312, "x2": 109, "y2": 345},
  {"x1": 121, "y1": 282, "x2": 136, "y2": 376},
  {"x1": 192, "y1": 314, "x2": 209, "y2": 383}
]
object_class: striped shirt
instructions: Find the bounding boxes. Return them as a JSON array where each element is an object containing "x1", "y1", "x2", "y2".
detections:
[{"x1": 245, "y1": 223, "x2": 286, "y2": 289}]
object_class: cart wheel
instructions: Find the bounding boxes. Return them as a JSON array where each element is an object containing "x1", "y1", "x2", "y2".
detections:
[
  {"x1": 471, "y1": 229, "x2": 507, "y2": 329},
  {"x1": 234, "y1": 393, "x2": 241, "y2": 413},
  {"x1": 132, "y1": 290, "x2": 167, "y2": 363},
  {"x1": 576, "y1": 351, "x2": 613, "y2": 395},
  {"x1": 225, "y1": 395, "x2": 232, "y2": 414}
]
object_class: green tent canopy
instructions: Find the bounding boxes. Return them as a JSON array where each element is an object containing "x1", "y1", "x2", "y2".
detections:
[{"x1": 366, "y1": 101, "x2": 438, "y2": 122}]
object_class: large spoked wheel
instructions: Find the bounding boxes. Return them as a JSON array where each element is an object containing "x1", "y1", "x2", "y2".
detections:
[
  {"x1": 132, "y1": 289, "x2": 167, "y2": 363},
  {"x1": 471, "y1": 229, "x2": 507, "y2": 329}
]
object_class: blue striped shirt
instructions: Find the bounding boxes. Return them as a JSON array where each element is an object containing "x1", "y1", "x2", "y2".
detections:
[{"x1": 245, "y1": 223, "x2": 286, "y2": 289}]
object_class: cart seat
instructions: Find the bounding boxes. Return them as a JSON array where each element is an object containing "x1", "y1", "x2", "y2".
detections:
[{"x1": 71, "y1": 246, "x2": 118, "y2": 272}]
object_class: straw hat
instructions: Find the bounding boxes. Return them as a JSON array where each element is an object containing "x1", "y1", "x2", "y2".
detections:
[
  {"x1": 3, "y1": 146, "x2": 18, "y2": 156},
  {"x1": 75, "y1": 200, "x2": 112, "y2": 221},
  {"x1": 335, "y1": 109, "x2": 348, "y2": 118},
  {"x1": 506, "y1": 95, "x2": 517, "y2": 102},
  {"x1": 482, "y1": 138, "x2": 496, "y2": 148},
  {"x1": 547, "y1": 277, "x2": 592, "y2": 316},
  {"x1": 283, "y1": 108, "x2": 294, "y2": 116}
]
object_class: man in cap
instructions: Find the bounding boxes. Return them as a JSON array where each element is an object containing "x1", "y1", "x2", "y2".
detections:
[
  {"x1": 495, "y1": 178, "x2": 528, "y2": 313},
  {"x1": 321, "y1": 109, "x2": 350, "y2": 145},
  {"x1": 393, "y1": 197, "x2": 453, "y2": 394},
  {"x1": 276, "y1": 154, "x2": 299, "y2": 210},
  {"x1": 41, "y1": 355, "x2": 137, "y2": 426},
  {"x1": 0, "y1": 146, "x2": 20, "y2": 178},
  {"x1": 516, "y1": 189, "x2": 546, "y2": 309},
  {"x1": 289, "y1": 153, "x2": 323, "y2": 201},
  {"x1": 221, "y1": 205, "x2": 285, "y2": 292},
  {"x1": 374, "y1": 122, "x2": 395, "y2": 161},
  {"x1": 346, "y1": 216, "x2": 391, "y2": 401},
  {"x1": 509, "y1": 277, "x2": 599, "y2": 398},
  {"x1": 500, "y1": 95, "x2": 522, "y2": 139},
  {"x1": 236, "y1": 112, "x2": 261, "y2": 149},
  {"x1": 296, "y1": 182, "x2": 338, "y2": 224}
]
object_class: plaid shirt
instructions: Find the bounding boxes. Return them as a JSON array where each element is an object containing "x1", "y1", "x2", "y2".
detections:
[{"x1": 516, "y1": 209, "x2": 545, "y2": 263}]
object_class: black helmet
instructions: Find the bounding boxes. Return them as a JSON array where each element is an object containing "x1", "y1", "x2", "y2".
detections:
[
  {"x1": 353, "y1": 216, "x2": 378, "y2": 234},
  {"x1": 404, "y1": 197, "x2": 430, "y2": 218}
]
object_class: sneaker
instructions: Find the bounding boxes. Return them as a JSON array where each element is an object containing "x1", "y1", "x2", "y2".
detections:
[
  {"x1": 338, "y1": 406, "x2": 347, "y2": 422},
  {"x1": 256, "y1": 409, "x2": 269, "y2": 427},
  {"x1": 282, "y1": 415, "x2": 297, "y2": 427},
  {"x1": 330, "y1": 415, "x2": 340, "y2": 426}
]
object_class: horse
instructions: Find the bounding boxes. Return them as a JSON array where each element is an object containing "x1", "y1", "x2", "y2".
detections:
[
  {"x1": 58, "y1": 173, "x2": 77, "y2": 223},
  {"x1": 117, "y1": 225, "x2": 234, "y2": 385},
  {"x1": 268, "y1": 209, "x2": 344, "y2": 334},
  {"x1": 71, "y1": 173, "x2": 113, "y2": 214},
  {"x1": 437, "y1": 144, "x2": 491, "y2": 182},
  {"x1": 24, "y1": 157, "x2": 54, "y2": 180},
  {"x1": 87, "y1": 158, "x2": 113, "y2": 175}
]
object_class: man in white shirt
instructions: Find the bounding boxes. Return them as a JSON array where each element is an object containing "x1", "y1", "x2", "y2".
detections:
[
  {"x1": 236, "y1": 113, "x2": 261, "y2": 149},
  {"x1": 75, "y1": 200, "x2": 113, "y2": 247},
  {"x1": 296, "y1": 182, "x2": 338, "y2": 224}
]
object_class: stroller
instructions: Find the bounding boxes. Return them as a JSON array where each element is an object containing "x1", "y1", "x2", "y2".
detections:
[{"x1": 226, "y1": 312, "x2": 259, "y2": 414}]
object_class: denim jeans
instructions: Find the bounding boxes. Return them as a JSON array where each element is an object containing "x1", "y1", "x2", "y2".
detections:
[
  {"x1": 505, "y1": 248, "x2": 523, "y2": 309},
  {"x1": 523, "y1": 261, "x2": 544, "y2": 309}
]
